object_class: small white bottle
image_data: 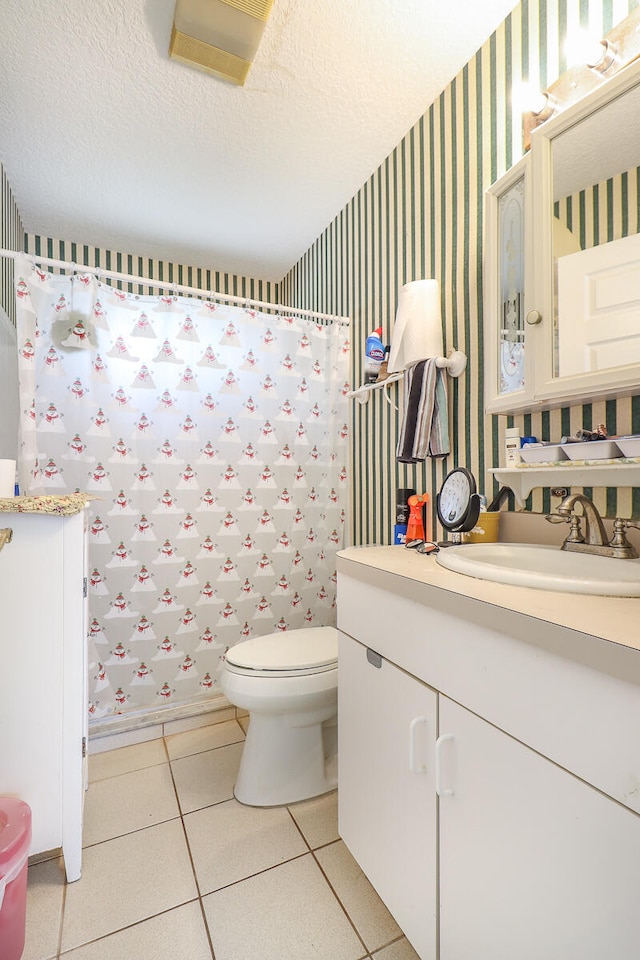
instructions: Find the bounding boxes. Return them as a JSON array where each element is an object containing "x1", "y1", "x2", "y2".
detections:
[{"x1": 504, "y1": 427, "x2": 522, "y2": 466}]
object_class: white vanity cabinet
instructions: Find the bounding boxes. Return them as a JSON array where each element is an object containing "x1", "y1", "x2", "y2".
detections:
[
  {"x1": 438, "y1": 697, "x2": 640, "y2": 959},
  {"x1": 337, "y1": 547, "x2": 640, "y2": 959},
  {"x1": 338, "y1": 633, "x2": 437, "y2": 959},
  {"x1": 0, "y1": 507, "x2": 88, "y2": 882}
]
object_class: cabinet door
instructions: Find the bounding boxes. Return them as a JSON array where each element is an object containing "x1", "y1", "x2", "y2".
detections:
[
  {"x1": 484, "y1": 154, "x2": 535, "y2": 414},
  {"x1": 438, "y1": 696, "x2": 640, "y2": 960},
  {"x1": 0, "y1": 511, "x2": 86, "y2": 882},
  {"x1": 338, "y1": 631, "x2": 437, "y2": 960}
]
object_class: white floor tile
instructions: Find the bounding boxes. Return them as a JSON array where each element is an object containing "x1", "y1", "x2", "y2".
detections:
[
  {"x1": 202, "y1": 853, "x2": 366, "y2": 960},
  {"x1": 372, "y1": 937, "x2": 420, "y2": 960},
  {"x1": 83, "y1": 763, "x2": 179, "y2": 846},
  {"x1": 165, "y1": 718, "x2": 244, "y2": 761},
  {"x1": 288, "y1": 790, "x2": 339, "y2": 849},
  {"x1": 163, "y1": 706, "x2": 236, "y2": 737},
  {"x1": 60, "y1": 901, "x2": 213, "y2": 960},
  {"x1": 22, "y1": 726, "x2": 410, "y2": 960},
  {"x1": 88, "y1": 725, "x2": 162, "y2": 754},
  {"x1": 61, "y1": 819, "x2": 198, "y2": 953},
  {"x1": 171, "y1": 742, "x2": 243, "y2": 813},
  {"x1": 23, "y1": 857, "x2": 65, "y2": 960},
  {"x1": 88, "y1": 739, "x2": 167, "y2": 783},
  {"x1": 315, "y1": 841, "x2": 402, "y2": 954},
  {"x1": 184, "y1": 798, "x2": 307, "y2": 894}
]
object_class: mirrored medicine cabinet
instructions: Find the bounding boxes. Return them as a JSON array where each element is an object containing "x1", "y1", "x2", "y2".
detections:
[{"x1": 484, "y1": 55, "x2": 640, "y2": 415}]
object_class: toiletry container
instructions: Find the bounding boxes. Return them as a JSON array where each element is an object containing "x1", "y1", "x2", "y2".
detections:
[
  {"x1": 504, "y1": 428, "x2": 522, "y2": 466},
  {"x1": 0, "y1": 460, "x2": 16, "y2": 498},
  {"x1": 394, "y1": 487, "x2": 415, "y2": 545},
  {"x1": 364, "y1": 327, "x2": 385, "y2": 383},
  {"x1": 406, "y1": 493, "x2": 429, "y2": 542},
  {"x1": 466, "y1": 511, "x2": 501, "y2": 543}
]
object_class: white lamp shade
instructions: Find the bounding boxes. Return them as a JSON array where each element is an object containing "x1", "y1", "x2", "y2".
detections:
[{"x1": 387, "y1": 279, "x2": 443, "y2": 373}]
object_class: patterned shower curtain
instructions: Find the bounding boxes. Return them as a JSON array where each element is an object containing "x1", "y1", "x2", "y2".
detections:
[{"x1": 15, "y1": 259, "x2": 350, "y2": 720}]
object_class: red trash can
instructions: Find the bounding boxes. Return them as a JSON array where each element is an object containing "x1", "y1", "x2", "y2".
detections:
[{"x1": 0, "y1": 798, "x2": 32, "y2": 960}]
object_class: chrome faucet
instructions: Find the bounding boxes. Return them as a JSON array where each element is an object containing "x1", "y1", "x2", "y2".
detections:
[{"x1": 546, "y1": 494, "x2": 639, "y2": 559}]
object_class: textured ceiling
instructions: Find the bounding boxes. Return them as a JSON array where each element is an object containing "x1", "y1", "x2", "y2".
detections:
[{"x1": 0, "y1": 0, "x2": 519, "y2": 280}]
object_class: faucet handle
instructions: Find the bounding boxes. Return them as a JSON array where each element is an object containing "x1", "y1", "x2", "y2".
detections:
[
  {"x1": 609, "y1": 519, "x2": 640, "y2": 559},
  {"x1": 616, "y1": 518, "x2": 640, "y2": 531},
  {"x1": 611, "y1": 517, "x2": 640, "y2": 543},
  {"x1": 546, "y1": 512, "x2": 584, "y2": 542},
  {"x1": 611, "y1": 518, "x2": 640, "y2": 542}
]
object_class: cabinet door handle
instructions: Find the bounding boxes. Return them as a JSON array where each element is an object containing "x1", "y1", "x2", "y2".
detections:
[
  {"x1": 435, "y1": 733, "x2": 455, "y2": 797},
  {"x1": 409, "y1": 716, "x2": 428, "y2": 774}
]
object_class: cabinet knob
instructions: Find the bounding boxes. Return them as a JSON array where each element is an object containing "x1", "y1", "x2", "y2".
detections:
[{"x1": 525, "y1": 309, "x2": 542, "y2": 325}]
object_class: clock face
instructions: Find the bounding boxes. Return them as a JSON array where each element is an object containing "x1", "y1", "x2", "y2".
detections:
[{"x1": 437, "y1": 468, "x2": 480, "y2": 533}]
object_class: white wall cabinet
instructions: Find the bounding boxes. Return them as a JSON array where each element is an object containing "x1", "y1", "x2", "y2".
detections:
[
  {"x1": 0, "y1": 508, "x2": 88, "y2": 882},
  {"x1": 338, "y1": 633, "x2": 437, "y2": 959},
  {"x1": 337, "y1": 557, "x2": 640, "y2": 959},
  {"x1": 484, "y1": 57, "x2": 640, "y2": 413}
]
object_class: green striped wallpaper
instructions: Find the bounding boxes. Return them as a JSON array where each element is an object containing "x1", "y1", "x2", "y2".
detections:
[
  {"x1": 555, "y1": 163, "x2": 640, "y2": 248},
  {"x1": 282, "y1": 0, "x2": 640, "y2": 543},
  {"x1": 0, "y1": 162, "x2": 24, "y2": 326},
  {"x1": 4, "y1": 3, "x2": 640, "y2": 541},
  {"x1": 23, "y1": 234, "x2": 281, "y2": 307}
]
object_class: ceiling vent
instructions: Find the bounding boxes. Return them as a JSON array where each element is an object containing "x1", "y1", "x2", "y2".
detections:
[{"x1": 170, "y1": 0, "x2": 274, "y2": 86}]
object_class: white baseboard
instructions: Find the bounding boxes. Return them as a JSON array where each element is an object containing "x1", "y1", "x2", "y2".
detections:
[{"x1": 88, "y1": 693, "x2": 233, "y2": 741}]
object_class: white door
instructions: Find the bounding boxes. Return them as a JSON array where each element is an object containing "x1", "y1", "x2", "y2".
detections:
[
  {"x1": 557, "y1": 231, "x2": 640, "y2": 377},
  {"x1": 438, "y1": 696, "x2": 640, "y2": 960},
  {"x1": 338, "y1": 632, "x2": 437, "y2": 960}
]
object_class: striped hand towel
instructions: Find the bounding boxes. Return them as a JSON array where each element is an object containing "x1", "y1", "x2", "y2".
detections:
[{"x1": 396, "y1": 358, "x2": 450, "y2": 463}]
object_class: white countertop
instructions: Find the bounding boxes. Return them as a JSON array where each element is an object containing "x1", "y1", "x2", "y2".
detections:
[{"x1": 337, "y1": 544, "x2": 640, "y2": 653}]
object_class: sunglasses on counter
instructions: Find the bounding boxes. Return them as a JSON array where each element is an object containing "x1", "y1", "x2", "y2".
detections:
[{"x1": 405, "y1": 539, "x2": 439, "y2": 555}]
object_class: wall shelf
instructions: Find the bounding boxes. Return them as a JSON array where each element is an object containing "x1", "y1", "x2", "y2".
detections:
[
  {"x1": 347, "y1": 351, "x2": 467, "y2": 405},
  {"x1": 490, "y1": 463, "x2": 640, "y2": 507}
]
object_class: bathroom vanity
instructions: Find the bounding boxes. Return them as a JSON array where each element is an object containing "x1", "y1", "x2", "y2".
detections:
[
  {"x1": 0, "y1": 499, "x2": 89, "y2": 882},
  {"x1": 337, "y1": 545, "x2": 640, "y2": 959}
]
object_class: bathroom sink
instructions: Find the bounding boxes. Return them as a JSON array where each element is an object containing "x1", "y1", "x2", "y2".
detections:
[{"x1": 435, "y1": 542, "x2": 640, "y2": 596}]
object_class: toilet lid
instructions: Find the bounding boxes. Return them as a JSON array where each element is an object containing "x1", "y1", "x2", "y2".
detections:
[{"x1": 225, "y1": 626, "x2": 338, "y2": 672}]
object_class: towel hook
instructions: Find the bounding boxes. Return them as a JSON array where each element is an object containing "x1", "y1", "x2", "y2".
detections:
[{"x1": 436, "y1": 351, "x2": 467, "y2": 377}]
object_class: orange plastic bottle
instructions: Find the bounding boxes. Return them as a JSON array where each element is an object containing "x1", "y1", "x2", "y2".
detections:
[{"x1": 407, "y1": 493, "x2": 428, "y2": 542}]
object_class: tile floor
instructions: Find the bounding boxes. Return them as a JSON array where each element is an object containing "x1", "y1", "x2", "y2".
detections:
[{"x1": 23, "y1": 716, "x2": 420, "y2": 960}]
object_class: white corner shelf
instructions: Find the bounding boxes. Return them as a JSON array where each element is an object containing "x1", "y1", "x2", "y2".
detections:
[{"x1": 490, "y1": 463, "x2": 640, "y2": 507}]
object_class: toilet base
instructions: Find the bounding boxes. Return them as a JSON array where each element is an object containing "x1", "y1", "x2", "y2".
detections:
[{"x1": 234, "y1": 713, "x2": 337, "y2": 807}]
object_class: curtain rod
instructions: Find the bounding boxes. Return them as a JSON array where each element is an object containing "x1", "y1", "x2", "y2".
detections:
[{"x1": 0, "y1": 248, "x2": 350, "y2": 326}]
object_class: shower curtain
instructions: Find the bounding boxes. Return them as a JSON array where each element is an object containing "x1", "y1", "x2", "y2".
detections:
[{"x1": 15, "y1": 259, "x2": 350, "y2": 720}]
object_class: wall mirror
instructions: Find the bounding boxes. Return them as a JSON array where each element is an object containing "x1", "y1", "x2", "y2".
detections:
[
  {"x1": 485, "y1": 52, "x2": 640, "y2": 414},
  {"x1": 550, "y1": 77, "x2": 640, "y2": 381}
]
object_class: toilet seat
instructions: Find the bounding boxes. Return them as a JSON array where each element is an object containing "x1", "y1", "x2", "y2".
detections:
[{"x1": 224, "y1": 626, "x2": 338, "y2": 678}]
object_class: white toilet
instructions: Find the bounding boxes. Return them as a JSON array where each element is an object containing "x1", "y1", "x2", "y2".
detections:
[{"x1": 220, "y1": 626, "x2": 338, "y2": 806}]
